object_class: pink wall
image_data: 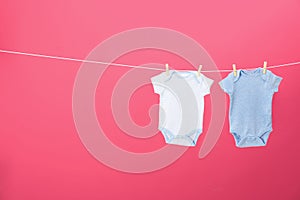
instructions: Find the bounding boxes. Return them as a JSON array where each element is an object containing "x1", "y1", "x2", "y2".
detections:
[{"x1": 0, "y1": 0, "x2": 300, "y2": 199}]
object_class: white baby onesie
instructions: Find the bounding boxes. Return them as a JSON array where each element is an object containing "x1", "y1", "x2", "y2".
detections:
[{"x1": 151, "y1": 70, "x2": 213, "y2": 146}]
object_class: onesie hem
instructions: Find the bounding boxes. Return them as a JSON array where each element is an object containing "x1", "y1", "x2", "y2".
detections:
[
  {"x1": 159, "y1": 127, "x2": 202, "y2": 147},
  {"x1": 231, "y1": 130, "x2": 272, "y2": 148}
]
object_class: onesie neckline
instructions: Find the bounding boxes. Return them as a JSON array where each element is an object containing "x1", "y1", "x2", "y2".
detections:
[
  {"x1": 170, "y1": 70, "x2": 196, "y2": 76},
  {"x1": 167, "y1": 70, "x2": 203, "y2": 84},
  {"x1": 240, "y1": 68, "x2": 261, "y2": 77},
  {"x1": 233, "y1": 68, "x2": 267, "y2": 82}
]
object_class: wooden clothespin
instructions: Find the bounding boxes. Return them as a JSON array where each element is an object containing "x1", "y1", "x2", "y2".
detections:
[
  {"x1": 165, "y1": 63, "x2": 169, "y2": 75},
  {"x1": 197, "y1": 65, "x2": 202, "y2": 77},
  {"x1": 232, "y1": 64, "x2": 237, "y2": 76},
  {"x1": 263, "y1": 61, "x2": 267, "y2": 74}
]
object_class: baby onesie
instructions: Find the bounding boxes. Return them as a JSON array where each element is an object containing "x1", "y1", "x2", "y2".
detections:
[
  {"x1": 219, "y1": 68, "x2": 282, "y2": 148},
  {"x1": 151, "y1": 70, "x2": 213, "y2": 146}
]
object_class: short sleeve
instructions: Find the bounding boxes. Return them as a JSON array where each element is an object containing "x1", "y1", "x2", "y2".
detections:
[
  {"x1": 267, "y1": 72, "x2": 282, "y2": 93},
  {"x1": 151, "y1": 75, "x2": 165, "y2": 94},
  {"x1": 199, "y1": 74, "x2": 214, "y2": 95},
  {"x1": 219, "y1": 72, "x2": 234, "y2": 95}
]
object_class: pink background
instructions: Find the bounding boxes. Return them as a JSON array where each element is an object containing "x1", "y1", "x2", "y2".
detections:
[{"x1": 1, "y1": 0, "x2": 300, "y2": 200}]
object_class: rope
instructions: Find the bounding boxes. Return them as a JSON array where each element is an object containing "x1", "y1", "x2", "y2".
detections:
[{"x1": 0, "y1": 49, "x2": 299, "y2": 72}]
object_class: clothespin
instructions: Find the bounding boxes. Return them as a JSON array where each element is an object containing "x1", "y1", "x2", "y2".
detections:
[
  {"x1": 165, "y1": 64, "x2": 169, "y2": 75},
  {"x1": 197, "y1": 65, "x2": 202, "y2": 77},
  {"x1": 263, "y1": 61, "x2": 267, "y2": 74},
  {"x1": 232, "y1": 64, "x2": 237, "y2": 76}
]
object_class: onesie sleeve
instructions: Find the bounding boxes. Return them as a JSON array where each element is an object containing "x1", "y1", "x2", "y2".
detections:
[
  {"x1": 200, "y1": 74, "x2": 214, "y2": 96},
  {"x1": 151, "y1": 74, "x2": 165, "y2": 94},
  {"x1": 219, "y1": 72, "x2": 234, "y2": 95},
  {"x1": 267, "y1": 72, "x2": 282, "y2": 93}
]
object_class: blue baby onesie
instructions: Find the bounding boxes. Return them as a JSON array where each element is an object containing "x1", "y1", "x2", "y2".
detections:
[{"x1": 219, "y1": 68, "x2": 282, "y2": 148}]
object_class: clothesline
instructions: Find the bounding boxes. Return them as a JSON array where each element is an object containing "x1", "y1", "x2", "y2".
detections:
[{"x1": 0, "y1": 49, "x2": 299, "y2": 72}]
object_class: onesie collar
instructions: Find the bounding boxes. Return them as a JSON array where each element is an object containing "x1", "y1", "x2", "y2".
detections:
[{"x1": 233, "y1": 68, "x2": 267, "y2": 82}]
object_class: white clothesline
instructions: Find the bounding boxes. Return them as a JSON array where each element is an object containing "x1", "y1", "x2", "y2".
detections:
[{"x1": 0, "y1": 49, "x2": 299, "y2": 72}]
